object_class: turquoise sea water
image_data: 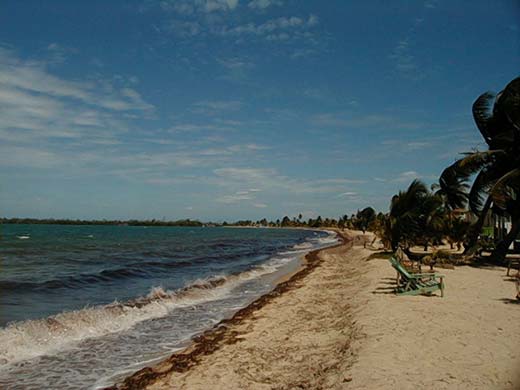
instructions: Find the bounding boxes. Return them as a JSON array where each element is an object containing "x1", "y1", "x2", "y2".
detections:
[{"x1": 0, "y1": 224, "x2": 338, "y2": 389}]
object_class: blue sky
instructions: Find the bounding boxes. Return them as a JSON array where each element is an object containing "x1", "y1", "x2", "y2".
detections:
[{"x1": 0, "y1": 0, "x2": 518, "y2": 221}]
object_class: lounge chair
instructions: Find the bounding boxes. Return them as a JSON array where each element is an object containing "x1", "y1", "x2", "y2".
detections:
[
  {"x1": 506, "y1": 255, "x2": 520, "y2": 276},
  {"x1": 389, "y1": 256, "x2": 445, "y2": 297}
]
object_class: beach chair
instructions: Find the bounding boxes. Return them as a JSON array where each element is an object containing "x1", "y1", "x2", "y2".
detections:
[
  {"x1": 389, "y1": 256, "x2": 445, "y2": 297},
  {"x1": 506, "y1": 256, "x2": 520, "y2": 276}
]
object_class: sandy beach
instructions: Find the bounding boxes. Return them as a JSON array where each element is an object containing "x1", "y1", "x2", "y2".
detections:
[{"x1": 109, "y1": 231, "x2": 520, "y2": 390}]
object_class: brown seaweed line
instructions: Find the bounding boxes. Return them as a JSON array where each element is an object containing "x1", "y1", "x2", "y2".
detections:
[{"x1": 104, "y1": 231, "x2": 352, "y2": 390}]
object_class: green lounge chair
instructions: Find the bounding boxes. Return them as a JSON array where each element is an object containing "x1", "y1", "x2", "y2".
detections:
[{"x1": 389, "y1": 256, "x2": 445, "y2": 297}]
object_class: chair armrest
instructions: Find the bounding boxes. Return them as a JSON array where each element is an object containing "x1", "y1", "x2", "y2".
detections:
[{"x1": 408, "y1": 273, "x2": 445, "y2": 278}]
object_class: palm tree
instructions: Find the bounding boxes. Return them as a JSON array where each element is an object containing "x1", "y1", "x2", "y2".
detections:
[
  {"x1": 419, "y1": 193, "x2": 446, "y2": 250},
  {"x1": 385, "y1": 180, "x2": 429, "y2": 251},
  {"x1": 440, "y1": 77, "x2": 520, "y2": 261},
  {"x1": 356, "y1": 207, "x2": 376, "y2": 233},
  {"x1": 435, "y1": 167, "x2": 469, "y2": 211},
  {"x1": 434, "y1": 168, "x2": 470, "y2": 249}
]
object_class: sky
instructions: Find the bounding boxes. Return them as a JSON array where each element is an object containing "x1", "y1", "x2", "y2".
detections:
[{"x1": 0, "y1": 0, "x2": 519, "y2": 221}]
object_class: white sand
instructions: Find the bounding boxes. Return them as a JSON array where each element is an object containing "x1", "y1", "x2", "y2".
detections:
[{"x1": 348, "y1": 250, "x2": 520, "y2": 389}]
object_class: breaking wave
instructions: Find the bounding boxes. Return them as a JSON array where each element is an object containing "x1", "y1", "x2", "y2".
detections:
[{"x1": 0, "y1": 255, "x2": 293, "y2": 366}]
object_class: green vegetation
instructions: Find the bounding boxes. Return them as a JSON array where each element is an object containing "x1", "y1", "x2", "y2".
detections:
[
  {"x1": 0, "y1": 218, "x2": 204, "y2": 227},
  {"x1": 380, "y1": 76, "x2": 519, "y2": 264}
]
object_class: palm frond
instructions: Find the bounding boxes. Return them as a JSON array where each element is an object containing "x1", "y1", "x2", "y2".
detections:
[
  {"x1": 468, "y1": 167, "x2": 499, "y2": 213},
  {"x1": 495, "y1": 76, "x2": 520, "y2": 133},
  {"x1": 438, "y1": 165, "x2": 469, "y2": 210},
  {"x1": 472, "y1": 92, "x2": 495, "y2": 145},
  {"x1": 452, "y1": 150, "x2": 505, "y2": 178},
  {"x1": 489, "y1": 168, "x2": 520, "y2": 210}
]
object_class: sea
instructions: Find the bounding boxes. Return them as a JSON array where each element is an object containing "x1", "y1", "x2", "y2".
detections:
[{"x1": 0, "y1": 224, "x2": 338, "y2": 389}]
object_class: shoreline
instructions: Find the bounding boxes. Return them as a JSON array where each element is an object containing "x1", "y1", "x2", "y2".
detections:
[
  {"x1": 105, "y1": 230, "x2": 350, "y2": 390},
  {"x1": 104, "y1": 231, "x2": 520, "y2": 389}
]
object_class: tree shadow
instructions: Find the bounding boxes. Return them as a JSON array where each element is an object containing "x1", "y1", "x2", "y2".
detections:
[
  {"x1": 372, "y1": 287, "x2": 396, "y2": 295},
  {"x1": 498, "y1": 298, "x2": 520, "y2": 305},
  {"x1": 372, "y1": 279, "x2": 397, "y2": 294},
  {"x1": 468, "y1": 255, "x2": 509, "y2": 269},
  {"x1": 366, "y1": 251, "x2": 393, "y2": 261}
]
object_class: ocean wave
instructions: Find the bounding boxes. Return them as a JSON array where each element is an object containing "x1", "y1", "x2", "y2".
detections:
[
  {"x1": 16, "y1": 235, "x2": 30, "y2": 240},
  {"x1": 0, "y1": 259, "x2": 217, "y2": 293},
  {"x1": 0, "y1": 255, "x2": 294, "y2": 366},
  {"x1": 315, "y1": 230, "x2": 340, "y2": 245}
]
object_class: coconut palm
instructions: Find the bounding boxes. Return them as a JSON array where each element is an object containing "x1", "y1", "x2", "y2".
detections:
[
  {"x1": 433, "y1": 167, "x2": 471, "y2": 249},
  {"x1": 419, "y1": 193, "x2": 446, "y2": 250},
  {"x1": 435, "y1": 167, "x2": 469, "y2": 211},
  {"x1": 440, "y1": 77, "x2": 520, "y2": 261},
  {"x1": 385, "y1": 179, "x2": 429, "y2": 251}
]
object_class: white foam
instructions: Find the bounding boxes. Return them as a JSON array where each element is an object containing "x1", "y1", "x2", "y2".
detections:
[
  {"x1": 0, "y1": 254, "x2": 299, "y2": 367},
  {"x1": 292, "y1": 242, "x2": 314, "y2": 250},
  {"x1": 16, "y1": 235, "x2": 30, "y2": 240},
  {"x1": 316, "y1": 230, "x2": 340, "y2": 245}
]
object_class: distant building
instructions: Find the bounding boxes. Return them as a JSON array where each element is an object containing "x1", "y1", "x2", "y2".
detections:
[{"x1": 481, "y1": 211, "x2": 510, "y2": 240}]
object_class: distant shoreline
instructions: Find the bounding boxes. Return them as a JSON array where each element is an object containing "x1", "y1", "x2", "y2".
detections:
[
  {"x1": 0, "y1": 218, "x2": 205, "y2": 227},
  {"x1": 1, "y1": 219, "x2": 334, "y2": 229}
]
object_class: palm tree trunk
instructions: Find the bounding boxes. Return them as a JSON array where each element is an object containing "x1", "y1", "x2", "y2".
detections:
[
  {"x1": 464, "y1": 195, "x2": 493, "y2": 255},
  {"x1": 491, "y1": 217, "x2": 520, "y2": 264}
]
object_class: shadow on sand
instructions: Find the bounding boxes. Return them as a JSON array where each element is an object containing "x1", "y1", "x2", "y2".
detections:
[{"x1": 498, "y1": 298, "x2": 520, "y2": 305}]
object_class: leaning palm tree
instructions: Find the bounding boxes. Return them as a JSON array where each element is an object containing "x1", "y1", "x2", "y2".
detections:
[{"x1": 440, "y1": 77, "x2": 520, "y2": 261}]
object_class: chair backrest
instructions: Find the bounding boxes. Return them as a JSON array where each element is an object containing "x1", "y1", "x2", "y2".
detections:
[{"x1": 390, "y1": 256, "x2": 413, "y2": 279}]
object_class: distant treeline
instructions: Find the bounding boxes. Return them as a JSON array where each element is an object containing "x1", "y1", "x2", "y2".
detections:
[
  {"x1": 0, "y1": 211, "x2": 379, "y2": 230},
  {"x1": 0, "y1": 218, "x2": 204, "y2": 227},
  {"x1": 221, "y1": 210, "x2": 380, "y2": 230}
]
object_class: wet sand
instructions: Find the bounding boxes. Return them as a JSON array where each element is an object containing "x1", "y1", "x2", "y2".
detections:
[{"x1": 107, "y1": 231, "x2": 520, "y2": 389}]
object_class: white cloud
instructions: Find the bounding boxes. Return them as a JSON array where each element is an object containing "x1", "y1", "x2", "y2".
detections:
[
  {"x1": 45, "y1": 43, "x2": 78, "y2": 65},
  {"x1": 253, "y1": 203, "x2": 267, "y2": 208},
  {"x1": 406, "y1": 141, "x2": 432, "y2": 150},
  {"x1": 307, "y1": 14, "x2": 319, "y2": 26},
  {"x1": 0, "y1": 47, "x2": 154, "y2": 114},
  {"x1": 165, "y1": 20, "x2": 202, "y2": 37},
  {"x1": 311, "y1": 112, "x2": 423, "y2": 130},
  {"x1": 390, "y1": 38, "x2": 419, "y2": 76},
  {"x1": 213, "y1": 167, "x2": 364, "y2": 196},
  {"x1": 290, "y1": 48, "x2": 317, "y2": 59},
  {"x1": 0, "y1": 46, "x2": 160, "y2": 174},
  {"x1": 205, "y1": 0, "x2": 239, "y2": 12},
  {"x1": 217, "y1": 57, "x2": 253, "y2": 69},
  {"x1": 191, "y1": 100, "x2": 242, "y2": 115},
  {"x1": 0, "y1": 145, "x2": 62, "y2": 168},
  {"x1": 219, "y1": 14, "x2": 318, "y2": 38},
  {"x1": 248, "y1": 0, "x2": 282, "y2": 10},
  {"x1": 161, "y1": 0, "x2": 239, "y2": 14},
  {"x1": 217, "y1": 193, "x2": 253, "y2": 203},
  {"x1": 394, "y1": 171, "x2": 420, "y2": 182}
]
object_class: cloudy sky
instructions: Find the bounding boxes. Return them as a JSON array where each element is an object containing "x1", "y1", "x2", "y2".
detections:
[{"x1": 0, "y1": 0, "x2": 518, "y2": 221}]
